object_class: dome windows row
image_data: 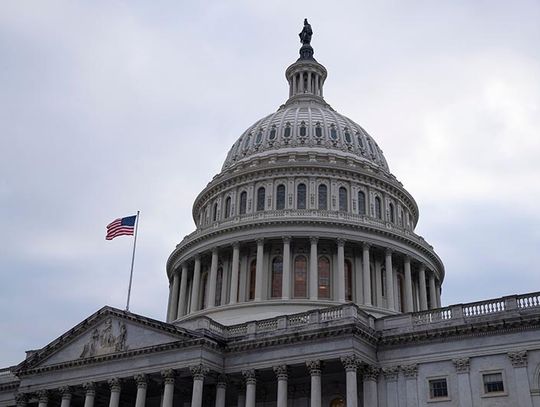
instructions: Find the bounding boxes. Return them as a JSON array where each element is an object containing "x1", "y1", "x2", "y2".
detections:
[{"x1": 198, "y1": 181, "x2": 412, "y2": 230}]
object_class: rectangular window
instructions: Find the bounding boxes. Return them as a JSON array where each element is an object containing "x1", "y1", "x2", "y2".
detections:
[
  {"x1": 483, "y1": 372, "x2": 504, "y2": 394},
  {"x1": 429, "y1": 378, "x2": 448, "y2": 399}
]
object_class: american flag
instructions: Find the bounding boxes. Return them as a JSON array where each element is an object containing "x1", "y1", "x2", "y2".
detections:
[{"x1": 106, "y1": 215, "x2": 137, "y2": 240}]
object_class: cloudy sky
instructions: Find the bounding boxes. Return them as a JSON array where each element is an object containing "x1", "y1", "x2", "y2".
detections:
[{"x1": 1, "y1": 1, "x2": 539, "y2": 366}]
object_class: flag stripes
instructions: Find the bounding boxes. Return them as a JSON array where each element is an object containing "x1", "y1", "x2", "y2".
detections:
[{"x1": 106, "y1": 215, "x2": 137, "y2": 240}]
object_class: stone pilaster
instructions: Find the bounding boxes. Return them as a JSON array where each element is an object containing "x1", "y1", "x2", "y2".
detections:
[
  {"x1": 309, "y1": 237, "x2": 318, "y2": 300},
  {"x1": 282, "y1": 237, "x2": 291, "y2": 300},
  {"x1": 337, "y1": 239, "x2": 346, "y2": 302},
  {"x1": 255, "y1": 239, "x2": 264, "y2": 301},
  {"x1": 453, "y1": 358, "x2": 472, "y2": 407},
  {"x1": 508, "y1": 351, "x2": 533, "y2": 407},
  {"x1": 382, "y1": 367, "x2": 399, "y2": 407},
  {"x1": 215, "y1": 374, "x2": 228, "y2": 407},
  {"x1": 402, "y1": 364, "x2": 419, "y2": 406},
  {"x1": 362, "y1": 365, "x2": 379, "y2": 407},
  {"x1": 362, "y1": 243, "x2": 371, "y2": 306}
]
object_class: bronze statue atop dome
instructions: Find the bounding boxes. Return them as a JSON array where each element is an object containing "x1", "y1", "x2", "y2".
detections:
[{"x1": 299, "y1": 18, "x2": 312, "y2": 45}]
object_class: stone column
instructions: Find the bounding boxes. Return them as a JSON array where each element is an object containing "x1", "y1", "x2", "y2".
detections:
[
  {"x1": 362, "y1": 365, "x2": 379, "y2": 407},
  {"x1": 508, "y1": 351, "x2": 533, "y2": 407},
  {"x1": 382, "y1": 367, "x2": 399, "y2": 407},
  {"x1": 207, "y1": 248, "x2": 219, "y2": 308},
  {"x1": 215, "y1": 375, "x2": 227, "y2": 407},
  {"x1": 306, "y1": 360, "x2": 322, "y2": 407},
  {"x1": 453, "y1": 358, "x2": 472, "y2": 407},
  {"x1": 282, "y1": 237, "x2": 291, "y2": 300},
  {"x1": 310, "y1": 237, "x2": 318, "y2": 300},
  {"x1": 177, "y1": 263, "x2": 189, "y2": 318},
  {"x1": 168, "y1": 270, "x2": 180, "y2": 321},
  {"x1": 134, "y1": 374, "x2": 147, "y2": 407},
  {"x1": 108, "y1": 378, "x2": 121, "y2": 407},
  {"x1": 83, "y1": 383, "x2": 95, "y2": 407},
  {"x1": 190, "y1": 256, "x2": 202, "y2": 311},
  {"x1": 428, "y1": 273, "x2": 437, "y2": 309},
  {"x1": 402, "y1": 364, "x2": 419, "y2": 406},
  {"x1": 243, "y1": 369, "x2": 257, "y2": 407},
  {"x1": 273, "y1": 365, "x2": 288, "y2": 407},
  {"x1": 254, "y1": 239, "x2": 264, "y2": 301},
  {"x1": 385, "y1": 249, "x2": 395, "y2": 310},
  {"x1": 337, "y1": 239, "x2": 346, "y2": 302},
  {"x1": 161, "y1": 369, "x2": 175, "y2": 407},
  {"x1": 435, "y1": 282, "x2": 442, "y2": 307},
  {"x1": 341, "y1": 355, "x2": 359, "y2": 407},
  {"x1": 418, "y1": 264, "x2": 428, "y2": 311},
  {"x1": 36, "y1": 390, "x2": 48, "y2": 407},
  {"x1": 230, "y1": 242, "x2": 240, "y2": 304},
  {"x1": 362, "y1": 243, "x2": 373, "y2": 305},
  {"x1": 404, "y1": 257, "x2": 413, "y2": 312},
  {"x1": 59, "y1": 387, "x2": 72, "y2": 407},
  {"x1": 190, "y1": 364, "x2": 209, "y2": 407},
  {"x1": 308, "y1": 71, "x2": 312, "y2": 93}
]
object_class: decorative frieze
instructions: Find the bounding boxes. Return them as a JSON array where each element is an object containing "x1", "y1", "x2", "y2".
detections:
[
  {"x1": 306, "y1": 360, "x2": 322, "y2": 376},
  {"x1": 273, "y1": 365, "x2": 288, "y2": 380},
  {"x1": 382, "y1": 366, "x2": 399, "y2": 381},
  {"x1": 401, "y1": 364, "x2": 418, "y2": 378},
  {"x1": 242, "y1": 369, "x2": 257, "y2": 385},
  {"x1": 452, "y1": 358, "x2": 470, "y2": 373},
  {"x1": 508, "y1": 350, "x2": 528, "y2": 368}
]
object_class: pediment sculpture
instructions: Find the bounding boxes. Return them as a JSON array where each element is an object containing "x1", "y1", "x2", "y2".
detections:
[{"x1": 80, "y1": 318, "x2": 128, "y2": 358}]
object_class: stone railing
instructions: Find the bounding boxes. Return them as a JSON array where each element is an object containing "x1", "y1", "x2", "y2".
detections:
[
  {"x1": 380, "y1": 291, "x2": 540, "y2": 332},
  {"x1": 188, "y1": 303, "x2": 373, "y2": 339}
]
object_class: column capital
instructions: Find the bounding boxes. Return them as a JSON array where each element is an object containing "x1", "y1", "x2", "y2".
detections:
[
  {"x1": 282, "y1": 236, "x2": 292, "y2": 244},
  {"x1": 385, "y1": 248, "x2": 393, "y2": 256},
  {"x1": 401, "y1": 364, "x2": 418, "y2": 379},
  {"x1": 134, "y1": 374, "x2": 147, "y2": 388},
  {"x1": 58, "y1": 386, "x2": 72, "y2": 400},
  {"x1": 194, "y1": 253, "x2": 201, "y2": 262},
  {"x1": 404, "y1": 255, "x2": 411, "y2": 263},
  {"x1": 82, "y1": 382, "x2": 96, "y2": 395},
  {"x1": 216, "y1": 374, "x2": 228, "y2": 388},
  {"x1": 508, "y1": 350, "x2": 528, "y2": 368},
  {"x1": 337, "y1": 238, "x2": 346, "y2": 247},
  {"x1": 273, "y1": 365, "x2": 288, "y2": 380},
  {"x1": 232, "y1": 241, "x2": 240, "y2": 249},
  {"x1": 36, "y1": 390, "x2": 49, "y2": 403},
  {"x1": 212, "y1": 247, "x2": 219, "y2": 255},
  {"x1": 419, "y1": 263, "x2": 426, "y2": 271},
  {"x1": 452, "y1": 357, "x2": 470, "y2": 373},
  {"x1": 190, "y1": 364, "x2": 209, "y2": 380},
  {"x1": 361, "y1": 365, "x2": 380, "y2": 381},
  {"x1": 242, "y1": 369, "x2": 257, "y2": 385},
  {"x1": 161, "y1": 368, "x2": 175, "y2": 384},
  {"x1": 382, "y1": 366, "x2": 399, "y2": 382},
  {"x1": 15, "y1": 393, "x2": 28, "y2": 407},
  {"x1": 256, "y1": 238, "x2": 264, "y2": 246},
  {"x1": 362, "y1": 242, "x2": 371, "y2": 250},
  {"x1": 340, "y1": 355, "x2": 359, "y2": 372},
  {"x1": 306, "y1": 360, "x2": 322, "y2": 376},
  {"x1": 310, "y1": 236, "x2": 319, "y2": 245},
  {"x1": 108, "y1": 378, "x2": 121, "y2": 392}
]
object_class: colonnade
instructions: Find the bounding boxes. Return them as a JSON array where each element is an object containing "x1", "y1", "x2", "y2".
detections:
[
  {"x1": 167, "y1": 237, "x2": 442, "y2": 322},
  {"x1": 15, "y1": 356, "x2": 377, "y2": 407}
]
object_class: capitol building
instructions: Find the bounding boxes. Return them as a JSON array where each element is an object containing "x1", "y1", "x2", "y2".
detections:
[{"x1": 2, "y1": 21, "x2": 540, "y2": 407}]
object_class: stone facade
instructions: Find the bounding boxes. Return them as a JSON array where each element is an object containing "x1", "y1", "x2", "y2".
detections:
[{"x1": 2, "y1": 22, "x2": 540, "y2": 407}]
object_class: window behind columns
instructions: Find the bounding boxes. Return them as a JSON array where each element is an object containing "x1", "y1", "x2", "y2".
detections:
[
  {"x1": 318, "y1": 256, "x2": 331, "y2": 299},
  {"x1": 212, "y1": 202, "x2": 218, "y2": 222},
  {"x1": 318, "y1": 184, "x2": 328, "y2": 210},
  {"x1": 276, "y1": 184, "x2": 286, "y2": 210},
  {"x1": 239, "y1": 191, "x2": 247, "y2": 215},
  {"x1": 224, "y1": 197, "x2": 231, "y2": 219},
  {"x1": 389, "y1": 202, "x2": 395, "y2": 223},
  {"x1": 297, "y1": 183, "x2": 307, "y2": 209},
  {"x1": 358, "y1": 191, "x2": 366, "y2": 215},
  {"x1": 345, "y1": 259, "x2": 353, "y2": 301},
  {"x1": 271, "y1": 256, "x2": 283, "y2": 298},
  {"x1": 248, "y1": 259, "x2": 256, "y2": 300},
  {"x1": 339, "y1": 187, "x2": 348, "y2": 212},
  {"x1": 256, "y1": 187, "x2": 265, "y2": 212},
  {"x1": 375, "y1": 196, "x2": 382, "y2": 219},
  {"x1": 294, "y1": 255, "x2": 308, "y2": 298},
  {"x1": 216, "y1": 267, "x2": 223, "y2": 306}
]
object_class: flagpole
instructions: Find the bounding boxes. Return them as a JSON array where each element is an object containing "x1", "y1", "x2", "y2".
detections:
[{"x1": 125, "y1": 210, "x2": 140, "y2": 312}]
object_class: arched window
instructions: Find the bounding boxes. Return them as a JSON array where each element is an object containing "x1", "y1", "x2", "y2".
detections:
[
  {"x1": 318, "y1": 256, "x2": 331, "y2": 299},
  {"x1": 239, "y1": 191, "x2": 247, "y2": 215},
  {"x1": 375, "y1": 196, "x2": 382, "y2": 219},
  {"x1": 271, "y1": 257, "x2": 283, "y2": 298},
  {"x1": 276, "y1": 184, "x2": 286, "y2": 210},
  {"x1": 201, "y1": 272, "x2": 208, "y2": 309},
  {"x1": 339, "y1": 187, "x2": 348, "y2": 212},
  {"x1": 297, "y1": 183, "x2": 307, "y2": 209},
  {"x1": 224, "y1": 197, "x2": 231, "y2": 219},
  {"x1": 256, "y1": 187, "x2": 265, "y2": 211},
  {"x1": 248, "y1": 259, "x2": 256, "y2": 300},
  {"x1": 345, "y1": 260, "x2": 353, "y2": 301},
  {"x1": 358, "y1": 191, "x2": 366, "y2": 215},
  {"x1": 389, "y1": 202, "x2": 395, "y2": 223},
  {"x1": 215, "y1": 267, "x2": 223, "y2": 306},
  {"x1": 293, "y1": 255, "x2": 308, "y2": 298},
  {"x1": 330, "y1": 125, "x2": 338, "y2": 140},
  {"x1": 212, "y1": 202, "x2": 218, "y2": 222},
  {"x1": 318, "y1": 184, "x2": 328, "y2": 210}
]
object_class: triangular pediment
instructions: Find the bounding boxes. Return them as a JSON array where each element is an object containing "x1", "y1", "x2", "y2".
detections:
[{"x1": 17, "y1": 306, "x2": 199, "y2": 371}]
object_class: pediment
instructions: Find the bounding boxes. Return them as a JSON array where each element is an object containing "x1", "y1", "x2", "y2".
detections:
[{"x1": 18, "y1": 306, "x2": 197, "y2": 371}]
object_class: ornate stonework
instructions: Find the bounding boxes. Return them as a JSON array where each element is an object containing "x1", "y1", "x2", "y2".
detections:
[
  {"x1": 273, "y1": 365, "x2": 288, "y2": 380},
  {"x1": 242, "y1": 369, "x2": 257, "y2": 385},
  {"x1": 452, "y1": 358, "x2": 470, "y2": 373},
  {"x1": 161, "y1": 369, "x2": 175, "y2": 384},
  {"x1": 108, "y1": 378, "x2": 121, "y2": 392},
  {"x1": 362, "y1": 365, "x2": 380, "y2": 381},
  {"x1": 82, "y1": 382, "x2": 95, "y2": 396},
  {"x1": 306, "y1": 360, "x2": 322, "y2": 376},
  {"x1": 134, "y1": 374, "x2": 147, "y2": 389},
  {"x1": 80, "y1": 318, "x2": 127, "y2": 358},
  {"x1": 340, "y1": 355, "x2": 359, "y2": 372},
  {"x1": 382, "y1": 366, "x2": 399, "y2": 381},
  {"x1": 508, "y1": 350, "x2": 528, "y2": 368},
  {"x1": 401, "y1": 364, "x2": 418, "y2": 379},
  {"x1": 190, "y1": 364, "x2": 209, "y2": 381}
]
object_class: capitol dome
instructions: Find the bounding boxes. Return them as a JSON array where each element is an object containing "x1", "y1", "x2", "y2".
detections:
[{"x1": 166, "y1": 25, "x2": 444, "y2": 325}]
